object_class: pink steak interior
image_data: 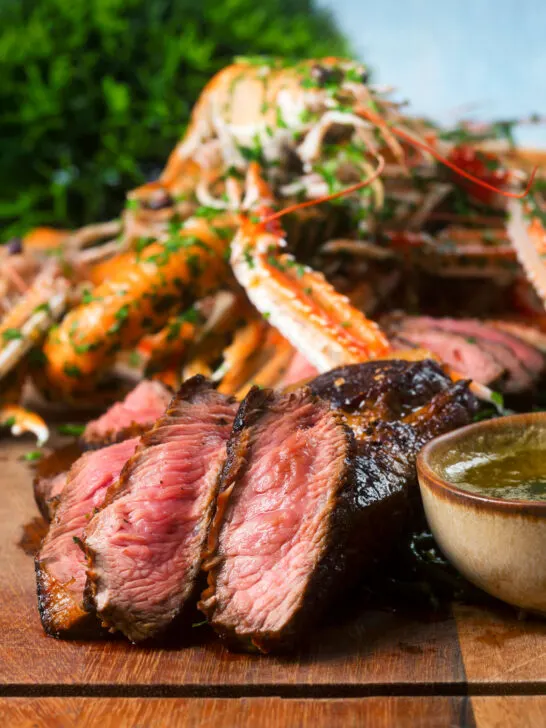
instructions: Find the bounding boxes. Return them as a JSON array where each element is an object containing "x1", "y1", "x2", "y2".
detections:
[{"x1": 212, "y1": 392, "x2": 349, "y2": 636}]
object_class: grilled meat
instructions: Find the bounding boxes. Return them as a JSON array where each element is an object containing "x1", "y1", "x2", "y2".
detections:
[
  {"x1": 487, "y1": 320, "x2": 546, "y2": 354},
  {"x1": 82, "y1": 379, "x2": 171, "y2": 448},
  {"x1": 84, "y1": 377, "x2": 238, "y2": 643},
  {"x1": 35, "y1": 437, "x2": 139, "y2": 638},
  {"x1": 200, "y1": 360, "x2": 478, "y2": 653},
  {"x1": 384, "y1": 315, "x2": 546, "y2": 395}
]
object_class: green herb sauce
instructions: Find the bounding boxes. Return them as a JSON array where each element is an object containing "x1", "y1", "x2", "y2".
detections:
[{"x1": 445, "y1": 448, "x2": 546, "y2": 501}]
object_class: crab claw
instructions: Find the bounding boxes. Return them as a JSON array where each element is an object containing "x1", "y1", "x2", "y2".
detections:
[
  {"x1": 230, "y1": 166, "x2": 391, "y2": 372},
  {"x1": 0, "y1": 405, "x2": 49, "y2": 446}
]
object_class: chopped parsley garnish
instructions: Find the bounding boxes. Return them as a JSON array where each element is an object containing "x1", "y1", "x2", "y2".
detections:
[
  {"x1": 490, "y1": 391, "x2": 504, "y2": 408},
  {"x1": 2, "y1": 417, "x2": 15, "y2": 428},
  {"x1": 275, "y1": 106, "x2": 288, "y2": 129},
  {"x1": 2, "y1": 328, "x2": 22, "y2": 341},
  {"x1": 135, "y1": 236, "x2": 154, "y2": 253},
  {"x1": 128, "y1": 350, "x2": 142, "y2": 367},
  {"x1": 81, "y1": 288, "x2": 94, "y2": 304},
  {"x1": 125, "y1": 198, "x2": 140, "y2": 210},
  {"x1": 243, "y1": 248, "x2": 255, "y2": 269},
  {"x1": 166, "y1": 307, "x2": 200, "y2": 342},
  {"x1": 33, "y1": 302, "x2": 51, "y2": 315},
  {"x1": 191, "y1": 619, "x2": 208, "y2": 628},
  {"x1": 115, "y1": 305, "x2": 130, "y2": 322},
  {"x1": 23, "y1": 451, "x2": 43, "y2": 462},
  {"x1": 63, "y1": 363, "x2": 82, "y2": 379},
  {"x1": 194, "y1": 206, "x2": 219, "y2": 220},
  {"x1": 58, "y1": 423, "x2": 86, "y2": 436},
  {"x1": 267, "y1": 255, "x2": 284, "y2": 271}
]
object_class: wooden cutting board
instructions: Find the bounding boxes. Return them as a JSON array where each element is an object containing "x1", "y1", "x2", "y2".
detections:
[{"x1": 1, "y1": 439, "x2": 545, "y2": 727}]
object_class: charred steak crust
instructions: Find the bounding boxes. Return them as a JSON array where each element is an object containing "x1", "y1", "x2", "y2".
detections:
[
  {"x1": 309, "y1": 359, "x2": 451, "y2": 415},
  {"x1": 199, "y1": 386, "x2": 356, "y2": 653},
  {"x1": 199, "y1": 362, "x2": 478, "y2": 654},
  {"x1": 35, "y1": 555, "x2": 100, "y2": 639},
  {"x1": 35, "y1": 438, "x2": 138, "y2": 638},
  {"x1": 84, "y1": 376, "x2": 237, "y2": 643}
]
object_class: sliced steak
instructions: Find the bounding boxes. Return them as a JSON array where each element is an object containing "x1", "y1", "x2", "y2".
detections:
[
  {"x1": 84, "y1": 377, "x2": 238, "y2": 643},
  {"x1": 423, "y1": 317, "x2": 545, "y2": 377},
  {"x1": 33, "y1": 442, "x2": 83, "y2": 521},
  {"x1": 487, "y1": 320, "x2": 546, "y2": 354},
  {"x1": 200, "y1": 388, "x2": 354, "y2": 652},
  {"x1": 385, "y1": 315, "x2": 545, "y2": 393},
  {"x1": 200, "y1": 370, "x2": 477, "y2": 653},
  {"x1": 279, "y1": 351, "x2": 319, "y2": 388},
  {"x1": 36, "y1": 437, "x2": 139, "y2": 638},
  {"x1": 309, "y1": 358, "x2": 452, "y2": 420},
  {"x1": 82, "y1": 380, "x2": 171, "y2": 448},
  {"x1": 390, "y1": 329, "x2": 504, "y2": 387}
]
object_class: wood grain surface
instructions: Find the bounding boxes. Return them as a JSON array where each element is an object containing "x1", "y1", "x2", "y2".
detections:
[
  {"x1": 1, "y1": 438, "x2": 546, "y2": 725},
  {"x1": 0, "y1": 440, "x2": 465, "y2": 694},
  {"x1": 0, "y1": 697, "x2": 472, "y2": 728},
  {"x1": 2, "y1": 696, "x2": 546, "y2": 728}
]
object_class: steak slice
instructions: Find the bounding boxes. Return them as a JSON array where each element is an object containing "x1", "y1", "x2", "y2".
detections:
[
  {"x1": 84, "y1": 376, "x2": 238, "y2": 643},
  {"x1": 309, "y1": 358, "x2": 452, "y2": 420},
  {"x1": 487, "y1": 320, "x2": 546, "y2": 354},
  {"x1": 33, "y1": 442, "x2": 83, "y2": 521},
  {"x1": 278, "y1": 351, "x2": 319, "y2": 388},
  {"x1": 199, "y1": 388, "x2": 354, "y2": 652},
  {"x1": 385, "y1": 315, "x2": 546, "y2": 394},
  {"x1": 35, "y1": 437, "x2": 139, "y2": 637},
  {"x1": 200, "y1": 362, "x2": 478, "y2": 653},
  {"x1": 82, "y1": 380, "x2": 171, "y2": 448},
  {"x1": 390, "y1": 330, "x2": 505, "y2": 387}
]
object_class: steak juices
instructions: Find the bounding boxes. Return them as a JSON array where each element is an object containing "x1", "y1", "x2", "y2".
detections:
[{"x1": 35, "y1": 362, "x2": 478, "y2": 650}]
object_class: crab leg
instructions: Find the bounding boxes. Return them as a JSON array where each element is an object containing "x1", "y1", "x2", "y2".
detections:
[
  {"x1": 42, "y1": 215, "x2": 236, "y2": 398},
  {"x1": 0, "y1": 265, "x2": 68, "y2": 381},
  {"x1": 230, "y1": 165, "x2": 391, "y2": 372},
  {"x1": 507, "y1": 199, "x2": 546, "y2": 306}
]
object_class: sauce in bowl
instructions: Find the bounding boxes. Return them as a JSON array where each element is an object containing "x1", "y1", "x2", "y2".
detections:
[
  {"x1": 417, "y1": 412, "x2": 546, "y2": 615},
  {"x1": 445, "y1": 447, "x2": 546, "y2": 501}
]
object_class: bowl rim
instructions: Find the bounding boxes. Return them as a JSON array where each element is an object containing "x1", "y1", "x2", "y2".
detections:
[{"x1": 417, "y1": 411, "x2": 546, "y2": 517}]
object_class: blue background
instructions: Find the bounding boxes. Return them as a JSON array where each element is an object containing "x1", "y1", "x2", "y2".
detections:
[{"x1": 321, "y1": 0, "x2": 546, "y2": 147}]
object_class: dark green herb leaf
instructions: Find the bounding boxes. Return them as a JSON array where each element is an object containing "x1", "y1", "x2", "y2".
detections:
[
  {"x1": 2, "y1": 328, "x2": 22, "y2": 341},
  {"x1": 23, "y1": 450, "x2": 43, "y2": 461},
  {"x1": 58, "y1": 423, "x2": 85, "y2": 436}
]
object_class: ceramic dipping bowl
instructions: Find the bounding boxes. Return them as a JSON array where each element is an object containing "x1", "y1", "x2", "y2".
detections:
[{"x1": 417, "y1": 412, "x2": 546, "y2": 615}]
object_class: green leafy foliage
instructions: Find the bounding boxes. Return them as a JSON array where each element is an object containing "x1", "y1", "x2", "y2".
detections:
[{"x1": 0, "y1": 0, "x2": 350, "y2": 237}]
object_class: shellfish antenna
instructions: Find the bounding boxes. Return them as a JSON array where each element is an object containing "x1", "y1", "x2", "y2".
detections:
[
  {"x1": 358, "y1": 108, "x2": 537, "y2": 200},
  {"x1": 261, "y1": 154, "x2": 385, "y2": 225},
  {"x1": 392, "y1": 125, "x2": 537, "y2": 199}
]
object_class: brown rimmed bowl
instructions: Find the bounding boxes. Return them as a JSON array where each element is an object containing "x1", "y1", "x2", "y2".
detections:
[{"x1": 417, "y1": 412, "x2": 546, "y2": 615}]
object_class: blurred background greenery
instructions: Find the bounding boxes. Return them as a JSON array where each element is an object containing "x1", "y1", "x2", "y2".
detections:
[{"x1": 0, "y1": 0, "x2": 349, "y2": 238}]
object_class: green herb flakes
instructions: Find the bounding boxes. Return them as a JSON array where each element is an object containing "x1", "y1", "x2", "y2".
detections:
[
  {"x1": 2, "y1": 328, "x2": 22, "y2": 341},
  {"x1": 58, "y1": 423, "x2": 85, "y2": 436},
  {"x1": 23, "y1": 450, "x2": 43, "y2": 462}
]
